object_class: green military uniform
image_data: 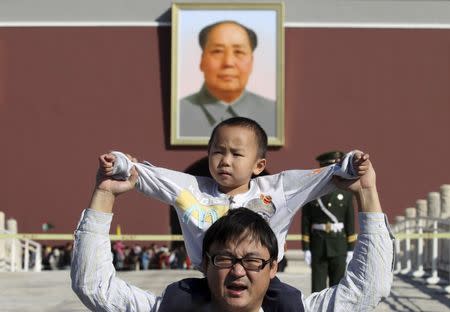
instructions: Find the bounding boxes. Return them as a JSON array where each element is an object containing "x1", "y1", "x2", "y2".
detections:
[{"x1": 301, "y1": 151, "x2": 357, "y2": 292}]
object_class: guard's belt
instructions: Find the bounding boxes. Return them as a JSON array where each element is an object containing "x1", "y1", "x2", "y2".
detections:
[{"x1": 312, "y1": 222, "x2": 344, "y2": 233}]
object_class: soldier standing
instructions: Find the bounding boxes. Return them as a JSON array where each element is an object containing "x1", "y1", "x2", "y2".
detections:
[{"x1": 301, "y1": 151, "x2": 357, "y2": 292}]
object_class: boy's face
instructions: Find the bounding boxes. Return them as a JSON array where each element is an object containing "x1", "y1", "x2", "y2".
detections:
[
  {"x1": 205, "y1": 236, "x2": 277, "y2": 312},
  {"x1": 208, "y1": 125, "x2": 266, "y2": 195}
]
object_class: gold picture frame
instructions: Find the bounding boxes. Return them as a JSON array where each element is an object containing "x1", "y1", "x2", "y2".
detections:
[{"x1": 171, "y1": 2, "x2": 285, "y2": 146}]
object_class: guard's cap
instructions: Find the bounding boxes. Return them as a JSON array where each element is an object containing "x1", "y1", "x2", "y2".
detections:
[{"x1": 316, "y1": 151, "x2": 344, "y2": 167}]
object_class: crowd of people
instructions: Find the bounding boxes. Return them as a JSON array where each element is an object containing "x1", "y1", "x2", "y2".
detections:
[
  {"x1": 41, "y1": 241, "x2": 192, "y2": 271},
  {"x1": 111, "y1": 242, "x2": 191, "y2": 271}
]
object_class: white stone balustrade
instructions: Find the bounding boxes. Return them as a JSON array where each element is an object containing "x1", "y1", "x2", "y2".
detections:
[{"x1": 392, "y1": 184, "x2": 450, "y2": 294}]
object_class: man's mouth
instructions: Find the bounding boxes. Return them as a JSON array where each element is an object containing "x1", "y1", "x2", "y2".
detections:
[
  {"x1": 226, "y1": 283, "x2": 247, "y2": 296},
  {"x1": 218, "y1": 74, "x2": 237, "y2": 81}
]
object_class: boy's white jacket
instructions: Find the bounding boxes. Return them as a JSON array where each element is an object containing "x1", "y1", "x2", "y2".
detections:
[{"x1": 111, "y1": 151, "x2": 358, "y2": 267}]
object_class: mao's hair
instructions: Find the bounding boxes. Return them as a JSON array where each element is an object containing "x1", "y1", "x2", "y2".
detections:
[
  {"x1": 202, "y1": 208, "x2": 278, "y2": 261},
  {"x1": 199, "y1": 20, "x2": 258, "y2": 51},
  {"x1": 208, "y1": 117, "x2": 268, "y2": 159}
]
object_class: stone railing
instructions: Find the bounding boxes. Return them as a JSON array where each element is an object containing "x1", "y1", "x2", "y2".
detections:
[
  {"x1": 0, "y1": 211, "x2": 41, "y2": 272},
  {"x1": 392, "y1": 184, "x2": 450, "y2": 294}
]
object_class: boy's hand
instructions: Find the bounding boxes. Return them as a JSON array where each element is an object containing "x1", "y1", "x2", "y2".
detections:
[
  {"x1": 99, "y1": 152, "x2": 138, "y2": 177},
  {"x1": 96, "y1": 154, "x2": 139, "y2": 196},
  {"x1": 333, "y1": 151, "x2": 376, "y2": 193}
]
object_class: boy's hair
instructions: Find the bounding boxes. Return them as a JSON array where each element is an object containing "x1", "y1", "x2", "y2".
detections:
[
  {"x1": 202, "y1": 207, "x2": 278, "y2": 262},
  {"x1": 208, "y1": 117, "x2": 268, "y2": 158}
]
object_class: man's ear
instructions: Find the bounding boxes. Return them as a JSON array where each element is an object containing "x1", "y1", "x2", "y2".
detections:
[
  {"x1": 269, "y1": 260, "x2": 278, "y2": 279},
  {"x1": 200, "y1": 256, "x2": 208, "y2": 274},
  {"x1": 200, "y1": 53, "x2": 206, "y2": 73},
  {"x1": 253, "y1": 158, "x2": 266, "y2": 176}
]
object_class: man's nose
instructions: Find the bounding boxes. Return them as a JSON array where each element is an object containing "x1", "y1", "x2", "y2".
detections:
[
  {"x1": 229, "y1": 261, "x2": 246, "y2": 276},
  {"x1": 222, "y1": 50, "x2": 235, "y2": 66}
]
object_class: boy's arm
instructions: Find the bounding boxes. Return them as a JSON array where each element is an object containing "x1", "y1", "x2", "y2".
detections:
[
  {"x1": 104, "y1": 151, "x2": 201, "y2": 206},
  {"x1": 281, "y1": 150, "x2": 366, "y2": 214},
  {"x1": 71, "y1": 165, "x2": 160, "y2": 311}
]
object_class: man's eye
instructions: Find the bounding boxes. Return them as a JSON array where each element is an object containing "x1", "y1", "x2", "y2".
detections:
[
  {"x1": 233, "y1": 153, "x2": 243, "y2": 157},
  {"x1": 216, "y1": 256, "x2": 233, "y2": 263},
  {"x1": 244, "y1": 258, "x2": 261, "y2": 264}
]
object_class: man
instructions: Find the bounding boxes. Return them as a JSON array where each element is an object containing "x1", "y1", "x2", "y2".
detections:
[
  {"x1": 302, "y1": 151, "x2": 357, "y2": 292},
  {"x1": 71, "y1": 153, "x2": 393, "y2": 311},
  {"x1": 180, "y1": 20, "x2": 276, "y2": 137}
]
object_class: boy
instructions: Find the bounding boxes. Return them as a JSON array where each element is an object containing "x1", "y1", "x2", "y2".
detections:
[{"x1": 101, "y1": 117, "x2": 367, "y2": 309}]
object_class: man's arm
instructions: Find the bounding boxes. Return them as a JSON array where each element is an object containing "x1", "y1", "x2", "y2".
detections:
[
  {"x1": 71, "y1": 163, "x2": 160, "y2": 311},
  {"x1": 303, "y1": 155, "x2": 394, "y2": 311}
]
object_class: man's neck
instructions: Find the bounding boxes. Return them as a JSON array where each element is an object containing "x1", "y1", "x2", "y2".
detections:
[{"x1": 206, "y1": 86, "x2": 245, "y2": 104}]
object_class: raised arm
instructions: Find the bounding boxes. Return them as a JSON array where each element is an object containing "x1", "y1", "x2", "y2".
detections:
[
  {"x1": 71, "y1": 158, "x2": 159, "y2": 312},
  {"x1": 304, "y1": 153, "x2": 394, "y2": 312}
]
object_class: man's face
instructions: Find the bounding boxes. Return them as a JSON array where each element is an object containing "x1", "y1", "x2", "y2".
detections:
[
  {"x1": 205, "y1": 236, "x2": 277, "y2": 312},
  {"x1": 200, "y1": 23, "x2": 254, "y2": 103},
  {"x1": 208, "y1": 125, "x2": 266, "y2": 196}
]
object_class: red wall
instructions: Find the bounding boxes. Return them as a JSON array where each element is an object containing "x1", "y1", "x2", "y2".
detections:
[{"x1": 1, "y1": 27, "x2": 449, "y2": 247}]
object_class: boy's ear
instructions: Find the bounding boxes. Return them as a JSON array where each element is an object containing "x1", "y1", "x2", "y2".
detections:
[{"x1": 253, "y1": 158, "x2": 266, "y2": 176}]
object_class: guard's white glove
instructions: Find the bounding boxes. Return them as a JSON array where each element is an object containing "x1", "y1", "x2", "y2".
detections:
[
  {"x1": 304, "y1": 250, "x2": 312, "y2": 266},
  {"x1": 346, "y1": 251, "x2": 354, "y2": 265}
]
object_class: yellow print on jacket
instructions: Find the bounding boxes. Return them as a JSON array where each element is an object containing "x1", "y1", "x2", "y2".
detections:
[{"x1": 175, "y1": 190, "x2": 229, "y2": 228}]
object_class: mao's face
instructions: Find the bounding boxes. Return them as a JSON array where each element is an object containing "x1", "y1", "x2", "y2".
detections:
[{"x1": 200, "y1": 23, "x2": 254, "y2": 103}]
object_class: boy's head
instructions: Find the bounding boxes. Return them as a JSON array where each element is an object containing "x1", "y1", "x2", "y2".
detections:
[
  {"x1": 208, "y1": 117, "x2": 267, "y2": 195},
  {"x1": 202, "y1": 208, "x2": 278, "y2": 311}
]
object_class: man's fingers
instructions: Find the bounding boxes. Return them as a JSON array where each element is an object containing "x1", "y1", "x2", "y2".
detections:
[
  {"x1": 129, "y1": 166, "x2": 139, "y2": 186},
  {"x1": 125, "y1": 153, "x2": 138, "y2": 163}
]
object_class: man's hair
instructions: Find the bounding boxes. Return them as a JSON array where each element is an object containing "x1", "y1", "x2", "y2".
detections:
[
  {"x1": 199, "y1": 20, "x2": 258, "y2": 51},
  {"x1": 208, "y1": 117, "x2": 268, "y2": 159},
  {"x1": 202, "y1": 207, "x2": 278, "y2": 262}
]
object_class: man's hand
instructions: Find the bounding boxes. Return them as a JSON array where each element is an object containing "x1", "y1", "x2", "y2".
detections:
[
  {"x1": 90, "y1": 154, "x2": 139, "y2": 213},
  {"x1": 334, "y1": 151, "x2": 381, "y2": 213},
  {"x1": 333, "y1": 151, "x2": 375, "y2": 193}
]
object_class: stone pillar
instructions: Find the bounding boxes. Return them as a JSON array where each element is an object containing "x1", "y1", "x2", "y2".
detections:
[
  {"x1": 440, "y1": 185, "x2": 450, "y2": 293},
  {"x1": 412, "y1": 200, "x2": 427, "y2": 277},
  {"x1": 6, "y1": 218, "x2": 21, "y2": 272},
  {"x1": 426, "y1": 192, "x2": 440, "y2": 284},
  {"x1": 441, "y1": 184, "x2": 450, "y2": 218},
  {"x1": 401, "y1": 207, "x2": 416, "y2": 274},
  {"x1": 0, "y1": 211, "x2": 5, "y2": 272},
  {"x1": 394, "y1": 215, "x2": 405, "y2": 274}
]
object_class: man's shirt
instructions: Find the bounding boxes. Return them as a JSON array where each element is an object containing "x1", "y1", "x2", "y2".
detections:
[
  {"x1": 71, "y1": 209, "x2": 394, "y2": 312},
  {"x1": 179, "y1": 85, "x2": 276, "y2": 137}
]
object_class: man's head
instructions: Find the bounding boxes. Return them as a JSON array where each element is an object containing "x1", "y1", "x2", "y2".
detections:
[
  {"x1": 199, "y1": 21, "x2": 257, "y2": 103},
  {"x1": 316, "y1": 151, "x2": 345, "y2": 167},
  {"x1": 208, "y1": 117, "x2": 267, "y2": 195},
  {"x1": 202, "y1": 208, "x2": 278, "y2": 312}
]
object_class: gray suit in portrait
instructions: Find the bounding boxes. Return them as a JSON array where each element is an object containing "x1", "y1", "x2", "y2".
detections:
[{"x1": 179, "y1": 85, "x2": 276, "y2": 137}]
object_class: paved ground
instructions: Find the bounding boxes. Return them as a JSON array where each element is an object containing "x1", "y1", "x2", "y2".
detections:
[{"x1": 1, "y1": 260, "x2": 449, "y2": 311}]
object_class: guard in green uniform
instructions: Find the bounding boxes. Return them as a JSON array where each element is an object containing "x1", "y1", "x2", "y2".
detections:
[{"x1": 301, "y1": 151, "x2": 357, "y2": 292}]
